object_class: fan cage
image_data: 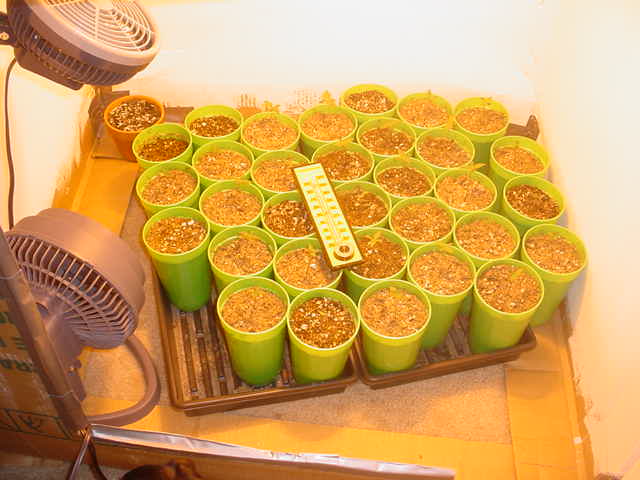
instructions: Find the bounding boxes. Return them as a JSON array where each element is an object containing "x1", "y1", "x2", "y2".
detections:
[{"x1": 7, "y1": 234, "x2": 137, "y2": 349}]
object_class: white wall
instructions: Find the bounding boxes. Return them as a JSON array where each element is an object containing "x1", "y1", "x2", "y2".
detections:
[{"x1": 531, "y1": 0, "x2": 640, "y2": 476}]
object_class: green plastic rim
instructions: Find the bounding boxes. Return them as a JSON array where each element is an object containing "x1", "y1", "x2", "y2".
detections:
[
  {"x1": 216, "y1": 277, "x2": 289, "y2": 386},
  {"x1": 373, "y1": 155, "x2": 436, "y2": 204},
  {"x1": 358, "y1": 279, "x2": 431, "y2": 374},
  {"x1": 298, "y1": 104, "x2": 358, "y2": 157},
  {"x1": 241, "y1": 112, "x2": 301, "y2": 157},
  {"x1": 133, "y1": 123, "x2": 194, "y2": 170},
  {"x1": 334, "y1": 181, "x2": 392, "y2": 230},
  {"x1": 198, "y1": 180, "x2": 264, "y2": 234},
  {"x1": 520, "y1": 224, "x2": 587, "y2": 326},
  {"x1": 415, "y1": 128, "x2": 475, "y2": 176},
  {"x1": 273, "y1": 238, "x2": 343, "y2": 298},
  {"x1": 356, "y1": 117, "x2": 416, "y2": 163},
  {"x1": 389, "y1": 196, "x2": 456, "y2": 251},
  {"x1": 340, "y1": 83, "x2": 398, "y2": 124},
  {"x1": 250, "y1": 150, "x2": 309, "y2": 199},
  {"x1": 470, "y1": 258, "x2": 544, "y2": 353},
  {"x1": 135, "y1": 161, "x2": 200, "y2": 218},
  {"x1": 184, "y1": 105, "x2": 243, "y2": 148},
  {"x1": 344, "y1": 227, "x2": 409, "y2": 302},
  {"x1": 489, "y1": 136, "x2": 551, "y2": 203},
  {"x1": 434, "y1": 168, "x2": 498, "y2": 219},
  {"x1": 311, "y1": 142, "x2": 375, "y2": 186},
  {"x1": 190, "y1": 140, "x2": 255, "y2": 190},
  {"x1": 261, "y1": 191, "x2": 315, "y2": 246},
  {"x1": 453, "y1": 211, "x2": 521, "y2": 268},
  {"x1": 501, "y1": 176, "x2": 566, "y2": 235},
  {"x1": 208, "y1": 225, "x2": 277, "y2": 292},
  {"x1": 396, "y1": 92, "x2": 453, "y2": 134},
  {"x1": 407, "y1": 243, "x2": 476, "y2": 349}
]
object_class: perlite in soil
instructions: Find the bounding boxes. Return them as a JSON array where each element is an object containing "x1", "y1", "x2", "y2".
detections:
[
  {"x1": 253, "y1": 158, "x2": 300, "y2": 192},
  {"x1": 436, "y1": 174, "x2": 494, "y2": 211},
  {"x1": 351, "y1": 234, "x2": 406, "y2": 279},
  {"x1": 344, "y1": 90, "x2": 395, "y2": 114},
  {"x1": 212, "y1": 234, "x2": 273, "y2": 276},
  {"x1": 505, "y1": 184, "x2": 560, "y2": 219},
  {"x1": 411, "y1": 251, "x2": 473, "y2": 295},
  {"x1": 290, "y1": 297, "x2": 356, "y2": 348},
  {"x1": 377, "y1": 167, "x2": 431, "y2": 197},
  {"x1": 360, "y1": 127, "x2": 412, "y2": 156},
  {"x1": 476, "y1": 264, "x2": 541, "y2": 313},
  {"x1": 494, "y1": 146, "x2": 544, "y2": 174},
  {"x1": 146, "y1": 217, "x2": 207, "y2": 254},
  {"x1": 525, "y1": 233, "x2": 583, "y2": 273},
  {"x1": 391, "y1": 202, "x2": 452, "y2": 243},
  {"x1": 138, "y1": 136, "x2": 189, "y2": 163},
  {"x1": 222, "y1": 287, "x2": 285, "y2": 333},
  {"x1": 263, "y1": 200, "x2": 314, "y2": 238},
  {"x1": 456, "y1": 219, "x2": 515, "y2": 259},
  {"x1": 336, "y1": 188, "x2": 388, "y2": 227},
  {"x1": 456, "y1": 107, "x2": 507, "y2": 134},
  {"x1": 417, "y1": 137, "x2": 471, "y2": 168},
  {"x1": 316, "y1": 150, "x2": 372, "y2": 182},
  {"x1": 108, "y1": 99, "x2": 160, "y2": 131},
  {"x1": 360, "y1": 287, "x2": 428, "y2": 337},
  {"x1": 244, "y1": 117, "x2": 297, "y2": 150},
  {"x1": 141, "y1": 170, "x2": 197, "y2": 205},
  {"x1": 189, "y1": 115, "x2": 239, "y2": 138},
  {"x1": 301, "y1": 112, "x2": 354, "y2": 140},
  {"x1": 201, "y1": 189, "x2": 261, "y2": 226},
  {"x1": 276, "y1": 247, "x2": 338, "y2": 289},
  {"x1": 194, "y1": 150, "x2": 251, "y2": 180},
  {"x1": 399, "y1": 97, "x2": 448, "y2": 128}
]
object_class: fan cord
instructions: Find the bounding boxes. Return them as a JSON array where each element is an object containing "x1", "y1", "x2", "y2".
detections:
[{"x1": 4, "y1": 57, "x2": 16, "y2": 229}]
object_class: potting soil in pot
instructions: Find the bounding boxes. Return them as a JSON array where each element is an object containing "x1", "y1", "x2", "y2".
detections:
[
  {"x1": 138, "y1": 136, "x2": 189, "y2": 162},
  {"x1": 189, "y1": 115, "x2": 239, "y2": 138},
  {"x1": 263, "y1": 200, "x2": 314, "y2": 237},
  {"x1": 194, "y1": 150, "x2": 251, "y2": 180},
  {"x1": 222, "y1": 286, "x2": 285, "y2": 333},
  {"x1": 525, "y1": 233, "x2": 583, "y2": 273},
  {"x1": 301, "y1": 112, "x2": 354, "y2": 140},
  {"x1": 253, "y1": 158, "x2": 300, "y2": 192},
  {"x1": 505, "y1": 184, "x2": 560, "y2": 219},
  {"x1": 290, "y1": 297, "x2": 356, "y2": 348},
  {"x1": 476, "y1": 264, "x2": 541, "y2": 313},
  {"x1": 344, "y1": 90, "x2": 395, "y2": 114},
  {"x1": 399, "y1": 98, "x2": 448, "y2": 128},
  {"x1": 391, "y1": 203, "x2": 452, "y2": 243},
  {"x1": 456, "y1": 107, "x2": 507, "y2": 134},
  {"x1": 244, "y1": 117, "x2": 297, "y2": 150},
  {"x1": 351, "y1": 233, "x2": 406, "y2": 279},
  {"x1": 411, "y1": 251, "x2": 473, "y2": 295},
  {"x1": 201, "y1": 190, "x2": 261, "y2": 226},
  {"x1": 276, "y1": 247, "x2": 338, "y2": 289},
  {"x1": 336, "y1": 188, "x2": 387, "y2": 227},
  {"x1": 141, "y1": 170, "x2": 197, "y2": 205},
  {"x1": 317, "y1": 150, "x2": 371, "y2": 181},
  {"x1": 417, "y1": 137, "x2": 471, "y2": 168},
  {"x1": 108, "y1": 99, "x2": 161, "y2": 131},
  {"x1": 494, "y1": 146, "x2": 544, "y2": 174},
  {"x1": 436, "y1": 174, "x2": 494, "y2": 211},
  {"x1": 212, "y1": 234, "x2": 273, "y2": 276},
  {"x1": 377, "y1": 167, "x2": 431, "y2": 197},
  {"x1": 360, "y1": 127, "x2": 412, "y2": 156},
  {"x1": 456, "y1": 219, "x2": 515, "y2": 259},
  {"x1": 146, "y1": 217, "x2": 207, "y2": 254},
  {"x1": 361, "y1": 287, "x2": 428, "y2": 337}
]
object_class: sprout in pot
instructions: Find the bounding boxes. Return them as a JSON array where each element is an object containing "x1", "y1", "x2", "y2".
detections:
[
  {"x1": 194, "y1": 148, "x2": 251, "y2": 181},
  {"x1": 360, "y1": 286, "x2": 428, "y2": 338},
  {"x1": 359, "y1": 120, "x2": 414, "y2": 157},
  {"x1": 435, "y1": 169, "x2": 496, "y2": 215},
  {"x1": 315, "y1": 145, "x2": 373, "y2": 183},
  {"x1": 411, "y1": 249, "x2": 473, "y2": 297},
  {"x1": 336, "y1": 187, "x2": 389, "y2": 228},
  {"x1": 276, "y1": 244, "x2": 339, "y2": 291},
  {"x1": 391, "y1": 200, "x2": 453, "y2": 245},
  {"x1": 140, "y1": 169, "x2": 197, "y2": 207},
  {"x1": 290, "y1": 297, "x2": 356, "y2": 349},
  {"x1": 455, "y1": 105, "x2": 507, "y2": 135},
  {"x1": 455, "y1": 218, "x2": 517, "y2": 262},
  {"x1": 416, "y1": 132, "x2": 473, "y2": 170},
  {"x1": 493, "y1": 144, "x2": 545, "y2": 175},
  {"x1": 252, "y1": 152, "x2": 307, "y2": 194},
  {"x1": 505, "y1": 184, "x2": 561, "y2": 220},
  {"x1": 201, "y1": 187, "x2": 262, "y2": 228},
  {"x1": 476, "y1": 264, "x2": 541, "y2": 314},
  {"x1": 212, "y1": 231, "x2": 273, "y2": 278},
  {"x1": 145, "y1": 216, "x2": 207, "y2": 255},
  {"x1": 263, "y1": 199, "x2": 314, "y2": 239},
  {"x1": 351, "y1": 231, "x2": 407, "y2": 280},
  {"x1": 398, "y1": 93, "x2": 450, "y2": 130},
  {"x1": 221, "y1": 286, "x2": 286, "y2": 333},
  {"x1": 242, "y1": 113, "x2": 299, "y2": 151},
  {"x1": 343, "y1": 88, "x2": 395, "y2": 115},
  {"x1": 108, "y1": 98, "x2": 161, "y2": 132}
]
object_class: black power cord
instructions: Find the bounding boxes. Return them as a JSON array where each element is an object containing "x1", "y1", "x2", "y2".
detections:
[{"x1": 4, "y1": 57, "x2": 16, "y2": 229}]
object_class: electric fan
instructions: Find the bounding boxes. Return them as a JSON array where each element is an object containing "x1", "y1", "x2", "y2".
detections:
[{"x1": 2, "y1": 208, "x2": 160, "y2": 427}]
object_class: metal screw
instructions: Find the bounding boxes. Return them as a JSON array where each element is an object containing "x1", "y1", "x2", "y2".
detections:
[{"x1": 0, "y1": 32, "x2": 10, "y2": 41}]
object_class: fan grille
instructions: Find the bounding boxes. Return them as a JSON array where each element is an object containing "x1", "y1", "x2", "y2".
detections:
[{"x1": 7, "y1": 235, "x2": 136, "y2": 349}]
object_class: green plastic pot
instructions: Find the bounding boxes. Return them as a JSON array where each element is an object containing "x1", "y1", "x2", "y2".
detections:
[
  {"x1": 489, "y1": 136, "x2": 550, "y2": 206},
  {"x1": 340, "y1": 83, "x2": 398, "y2": 124},
  {"x1": 217, "y1": 277, "x2": 289, "y2": 386},
  {"x1": 356, "y1": 117, "x2": 416, "y2": 163},
  {"x1": 261, "y1": 191, "x2": 315, "y2": 246},
  {"x1": 184, "y1": 105, "x2": 243, "y2": 148},
  {"x1": 335, "y1": 181, "x2": 391, "y2": 229},
  {"x1": 358, "y1": 280, "x2": 431, "y2": 374},
  {"x1": 453, "y1": 97, "x2": 509, "y2": 165},
  {"x1": 199, "y1": 180, "x2": 264, "y2": 234},
  {"x1": 208, "y1": 225, "x2": 277, "y2": 292},
  {"x1": 397, "y1": 92, "x2": 452, "y2": 135},
  {"x1": 434, "y1": 168, "x2": 498, "y2": 219},
  {"x1": 241, "y1": 112, "x2": 300, "y2": 157},
  {"x1": 407, "y1": 243, "x2": 476, "y2": 349},
  {"x1": 373, "y1": 155, "x2": 436, "y2": 204},
  {"x1": 250, "y1": 150, "x2": 309, "y2": 199},
  {"x1": 501, "y1": 176, "x2": 565, "y2": 236},
  {"x1": 135, "y1": 161, "x2": 200, "y2": 218},
  {"x1": 191, "y1": 140, "x2": 254, "y2": 190},
  {"x1": 520, "y1": 224, "x2": 587, "y2": 327},
  {"x1": 344, "y1": 227, "x2": 409, "y2": 302},
  {"x1": 133, "y1": 123, "x2": 193, "y2": 170},
  {"x1": 389, "y1": 196, "x2": 455, "y2": 251},
  {"x1": 311, "y1": 142, "x2": 375, "y2": 186},
  {"x1": 287, "y1": 288, "x2": 360, "y2": 384},
  {"x1": 298, "y1": 104, "x2": 358, "y2": 157},
  {"x1": 142, "y1": 207, "x2": 212, "y2": 312},
  {"x1": 469, "y1": 259, "x2": 544, "y2": 353},
  {"x1": 415, "y1": 128, "x2": 475, "y2": 176},
  {"x1": 274, "y1": 238, "x2": 343, "y2": 298}
]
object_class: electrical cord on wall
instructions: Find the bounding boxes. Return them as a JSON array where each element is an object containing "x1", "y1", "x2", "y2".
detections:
[{"x1": 4, "y1": 57, "x2": 16, "y2": 229}]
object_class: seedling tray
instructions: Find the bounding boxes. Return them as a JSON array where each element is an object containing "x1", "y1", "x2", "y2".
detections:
[{"x1": 353, "y1": 315, "x2": 537, "y2": 389}]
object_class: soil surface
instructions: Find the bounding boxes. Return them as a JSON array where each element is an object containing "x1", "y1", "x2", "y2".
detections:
[
  {"x1": 360, "y1": 127, "x2": 412, "y2": 156},
  {"x1": 525, "y1": 233, "x2": 583, "y2": 273},
  {"x1": 201, "y1": 189, "x2": 261, "y2": 226},
  {"x1": 351, "y1": 233, "x2": 406, "y2": 279},
  {"x1": 377, "y1": 166, "x2": 430, "y2": 197},
  {"x1": 212, "y1": 234, "x2": 273, "y2": 276},
  {"x1": 146, "y1": 217, "x2": 206, "y2": 254},
  {"x1": 141, "y1": 170, "x2": 197, "y2": 205},
  {"x1": 399, "y1": 98, "x2": 448, "y2": 128},
  {"x1": 456, "y1": 219, "x2": 515, "y2": 259},
  {"x1": 301, "y1": 111, "x2": 354, "y2": 140},
  {"x1": 344, "y1": 90, "x2": 395, "y2": 113},
  {"x1": 360, "y1": 287, "x2": 428, "y2": 337},
  {"x1": 417, "y1": 137, "x2": 471, "y2": 168},
  {"x1": 138, "y1": 136, "x2": 189, "y2": 162},
  {"x1": 189, "y1": 115, "x2": 239, "y2": 137},
  {"x1": 253, "y1": 157, "x2": 300, "y2": 192},
  {"x1": 263, "y1": 200, "x2": 314, "y2": 237},
  {"x1": 391, "y1": 202, "x2": 452, "y2": 243},
  {"x1": 317, "y1": 150, "x2": 372, "y2": 181},
  {"x1": 108, "y1": 99, "x2": 160, "y2": 131},
  {"x1": 411, "y1": 250, "x2": 473, "y2": 295},
  {"x1": 290, "y1": 297, "x2": 356, "y2": 348},
  {"x1": 337, "y1": 188, "x2": 388, "y2": 227},
  {"x1": 222, "y1": 287, "x2": 285, "y2": 333},
  {"x1": 476, "y1": 264, "x2": 541, "y2": 313},
  {"x1": 276, "y1": 247, "x2": 338, "y2": 289},
  {"x1": 506, "y1": 184, "x2": 560, "y2": 219},
  {"x1": 456, "y1": 107, "x2": 507, "y2": 134},
  {"x1": 436, "y1": 174, "x2": 494, "y2": 211},
  {"x1": 494, "y1": 146, "x2": 544, "y2": 174},
  {"x1": 244, "y1": 117, "x2": 297, "y2": 150},
  {"x1": 194, "y1": 150, "x2": 251, "y2": 180}
]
